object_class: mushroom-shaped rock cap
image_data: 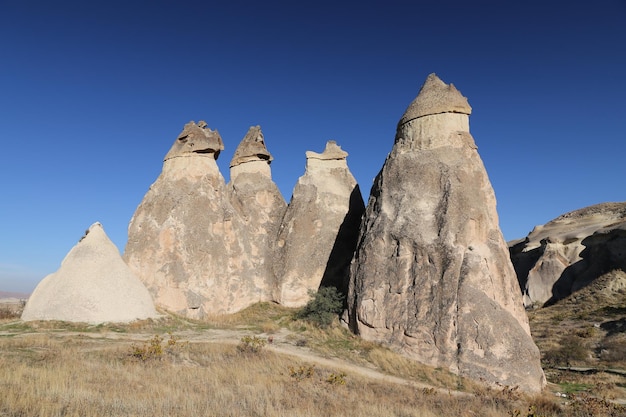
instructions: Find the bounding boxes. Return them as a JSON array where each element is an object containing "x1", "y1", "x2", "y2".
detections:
[
  {"x1": 398, "y1": 73, "x2": 472, "y2": 126},
  {"x1": 305, "y1": 140, "x2": 348, "y2": 160},
  {"x1": 164, "y1": 121, "x2": 225, "y2": 161},
  {"x1": 230, "y1": 125, "x2": 273, "y2": 167}
]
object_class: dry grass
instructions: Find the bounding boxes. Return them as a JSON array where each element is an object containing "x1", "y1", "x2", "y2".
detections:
[
  {"x1": 1, "y1": 298, "x2": 625, "y2": 416},
  {"x1": 0, "y1": 332, "x2": 520, "y2": 417}
]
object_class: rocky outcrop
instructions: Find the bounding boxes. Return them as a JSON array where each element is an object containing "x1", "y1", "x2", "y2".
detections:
[
  {"x1": 510, "y1": 202, "x2": 626, "y2": 307},
  {"x1": 124, "y1": 121, "x2": 269, "y2": 318},
  {"x1": 274, "y1": 141, "x2": 364, "y2": 307},
  {"x1": 227, "y1": 126, "x2": 287, "y2": 302},
  {"x1": 22, "y1": 223, "x2": 158, "y2": 324},
  {"x1": 347, "y1": 74, "x2": 545, "y2": 392}
]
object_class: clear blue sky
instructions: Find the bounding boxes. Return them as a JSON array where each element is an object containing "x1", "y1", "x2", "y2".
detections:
[{"x1": 1, "y1": 1, "x2": 625, "y2": 293}]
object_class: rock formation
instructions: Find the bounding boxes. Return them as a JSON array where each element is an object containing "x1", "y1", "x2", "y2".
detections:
[
  {"x1": 227, "y1": 126, "x2": 287, "y2": 302},
  {"x1": 347, "y1": 74, "x2": 545, "y2": 392},
  {"x1": 124, "y1": 121, "x2": 271, "y2": 318},
  {"x1": 22, "y1": 223, "x2": 159, "y2": 324},
  {"x1": 124, "y1": 120, "x2": 366, "y2": 316},
  {"x1": 274, "y1": 141, "x2": 364, "y2": 307},
  {"x1": 510, "y1": 202, "x2": 626, "y2": 307}
]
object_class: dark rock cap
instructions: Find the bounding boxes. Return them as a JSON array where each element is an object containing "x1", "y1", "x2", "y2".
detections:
[
  {"x1": 398, "y1": 73, "x2": 472, "y2": 126},
  {"x1": 164, "y1": 121, "x2": 225, "y2": 161},
  {"x1": 230, "y1": 126, "x2": 273, "y2": 167}
]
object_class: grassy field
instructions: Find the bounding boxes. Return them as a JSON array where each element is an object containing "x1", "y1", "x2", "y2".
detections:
[{"x1": 1, "y1": 299, "x2": 625, "y2": 416}]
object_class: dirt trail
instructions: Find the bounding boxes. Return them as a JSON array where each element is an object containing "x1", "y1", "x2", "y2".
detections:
[{"x1": 4, "y1": 324, "x2": 465, "y2": 397}]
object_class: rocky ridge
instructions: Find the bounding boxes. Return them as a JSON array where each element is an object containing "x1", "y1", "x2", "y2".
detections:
[{"x1": 510, "y1": 202, "x2": 626, "y2": 307}]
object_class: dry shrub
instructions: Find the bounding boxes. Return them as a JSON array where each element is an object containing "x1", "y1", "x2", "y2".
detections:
[
  {"x1": 599, "y1": 335, "x2": 626, "y2": 364},
  {"x1": 543, "y1": 335, "x2": 589, "y2": 366}
]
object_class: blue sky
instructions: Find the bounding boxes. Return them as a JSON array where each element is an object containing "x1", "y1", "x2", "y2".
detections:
[{"x1": 1, "y1": 1, "x2": 625, "y2": 293}]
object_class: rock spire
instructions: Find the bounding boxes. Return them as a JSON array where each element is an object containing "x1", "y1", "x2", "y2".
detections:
[
  {"x1": 274, "y1": 140, "x2": 364, "y2": 307},
  {"x1": 347, "y1": 74, "x2": 545, "y2": 392}
]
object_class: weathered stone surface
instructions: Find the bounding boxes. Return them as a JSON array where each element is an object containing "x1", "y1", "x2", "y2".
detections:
[
  {"x1": 510, "y1": 202, "x2": 626, "y2": 307},
  {"x1": 230, "y1": 125, "x2": 273, "y2": 168},
  {"x1": 124, "y1": 122, "x2": 270, "y2": 318},
  {"x1": 399, "y1": 73, "x2": 472, "y2": 125},
  {"x1": 164, "y1": 120, "x2": 224, "y2": 161},
  {"x1": 347, "y1": 74, "x2": 545, "y2": 392},
  {"x1": 274, "y1": 141, "x2": 364, "y2": 307},
  {"x1": 22, "y1": 223, "x2": 158, "y2": 324},
  {"x1": 227, "y1": 126, "x2": 287, "y2": 301}
]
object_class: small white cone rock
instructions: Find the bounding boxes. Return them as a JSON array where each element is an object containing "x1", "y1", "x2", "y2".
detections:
[{"x1": 22, "y1": 222, "x2": 159, "y2": 324}]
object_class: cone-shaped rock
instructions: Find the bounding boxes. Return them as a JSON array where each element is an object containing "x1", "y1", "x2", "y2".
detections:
[
  {"x1": 274, "y1": 141, "x2": 365, "y2": 307},
  {"x1": 124, "y1": 121, "x2": 264, "y2": 318},
  {"x1": 347, "y1": 74, "x2": 545, "y2": 392},
  {"x1": 22, "y1": 223, "x2": 159, "y2": 324},
  {"x1": 227, "y1": 126, "x2": 287, "y2": 298}
]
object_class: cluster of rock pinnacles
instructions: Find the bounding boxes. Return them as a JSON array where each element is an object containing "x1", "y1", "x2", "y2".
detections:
[{"x1": 22, "y1": 74, "x2": 545, "y2": 392}]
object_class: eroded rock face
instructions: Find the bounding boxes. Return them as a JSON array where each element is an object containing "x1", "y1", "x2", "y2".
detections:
[
  {"x1": 124, "y1": 122, "x2": 270, "y2": 318},
  {"x1": 274, "y1": 141, "x2": 364, "y2": 307},
  {"x1": 227, "y1": 126, "x2": 287, "y2": 301},
  {"x1": 347, "y1": 74, "x2": 545, "y2": 392},
  {"x1": 22, "y1": 223, "x2": 159, "y2": 324},
  {"x1": 510, "y1": 202, "x2": 626, "y2": 307}
]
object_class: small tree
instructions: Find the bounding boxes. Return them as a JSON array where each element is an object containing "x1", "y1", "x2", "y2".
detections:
[{"x1": 296, "y1": 287, "x2": 344, "y2": 328}]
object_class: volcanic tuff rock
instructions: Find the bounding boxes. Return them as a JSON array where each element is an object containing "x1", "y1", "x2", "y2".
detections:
[
  {"x1": 22, "y1": 223, "x2": 158, "y2": 324},
  {"x1": 124, "y1": 122, "x2": 272, "y2": 318},
  {"x1": 274, "y1": 141, "x2": 364, "y2": 307},
  {"x1": 227, "y1": 126, "x2": 287, "y2": 299},
  {"x1": 510, "y1": 202, "x2": 626, "y2": 307},
  {"x1": 347, "y1": 74, "x2": 545, "y2": 392}
]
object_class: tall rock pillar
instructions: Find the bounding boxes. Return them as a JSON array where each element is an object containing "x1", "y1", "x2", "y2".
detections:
[
  {"x1": 274, "y1": 141, "x2": 364, "y2": 307},
  {"x1": 347, "y1": 74, "x2": 545, "y2": 391},
  {"x1": 227, "y1": 126, "x2": 287, "y2": 299}
]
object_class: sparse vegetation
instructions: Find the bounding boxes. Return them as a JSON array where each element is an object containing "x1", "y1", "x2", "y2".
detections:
[
  {"x1": 543, "y1": 335, "x2": 589, "y2": 367},
  {"x1": 295, "y1": 286, "x2": 344, "y2": 328},
  {"x1": 129, "y1": 333, "x2": 187, "y2": 362},
  {"x1": 237, "y1": 335, "x2": 267, "y2": 354},
  {"x1": 0, "y1": 298, "x2": 625, "y2": 416},
  {"x1": 288, "y1": 364, "x2": 315, "y2": 381}
]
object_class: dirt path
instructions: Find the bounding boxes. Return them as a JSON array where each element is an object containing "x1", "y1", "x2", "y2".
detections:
[{"x1": 4, "y1": 324, "x2": 465, "y2": 397}]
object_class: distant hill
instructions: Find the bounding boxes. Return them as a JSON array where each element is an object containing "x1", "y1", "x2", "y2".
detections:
[{"x1": 0, "y1": 291, "x2": 30, "y2": 300}]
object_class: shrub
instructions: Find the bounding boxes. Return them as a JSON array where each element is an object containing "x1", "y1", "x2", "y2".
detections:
[
  {"x1": 289, "y1": 365, "x2": 315, "y2": 381},
  {"x1": 237, "y1": 336, "x2": 267, "y2": 354},
  {"x1": 296, "y1": 287, "x2": 344, "y2": 328},
  {"x1": 130, "y1": 333, "x2": 186, "y2": 362},
  {"x1": 543, "y1": 335, "x2": 588, "y2": 366},
  {"x1": 326, "y1": 372, "x2": 346, "y2": 385}
]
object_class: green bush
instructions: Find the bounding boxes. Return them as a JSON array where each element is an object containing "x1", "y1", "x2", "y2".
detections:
[{"x1": 296, "y1": 287, "x2": 344, "y2": 328}]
